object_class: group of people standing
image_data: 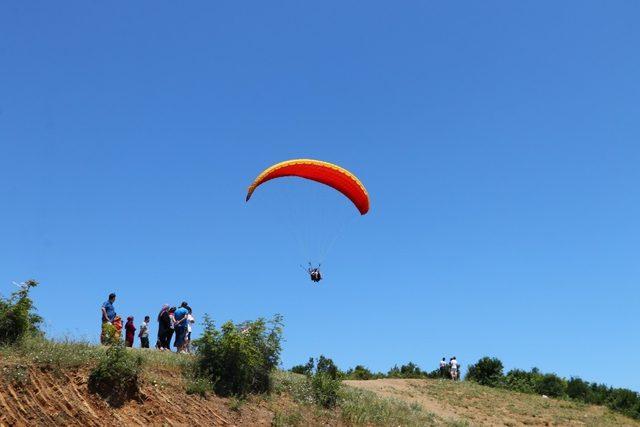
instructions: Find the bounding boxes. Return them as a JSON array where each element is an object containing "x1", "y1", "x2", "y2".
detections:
[
  {"x1": 439, "y1": 356, "x2": 460, "y2": 380},
  {"x1": 100, "y1": 292, "x2": 195, "y2": 353},
  {"x1": 156, "y1": 302, "x2": 194, "y2": 353}
]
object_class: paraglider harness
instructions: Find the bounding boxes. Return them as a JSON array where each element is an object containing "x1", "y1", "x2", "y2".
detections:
[{"x1": 303, "y1": 263, "x2": 322, "y2": 283}]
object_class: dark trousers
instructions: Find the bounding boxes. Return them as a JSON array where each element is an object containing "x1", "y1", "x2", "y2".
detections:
[{"x1": 140, "y1": 336, "x2": 149, "y2": 348}]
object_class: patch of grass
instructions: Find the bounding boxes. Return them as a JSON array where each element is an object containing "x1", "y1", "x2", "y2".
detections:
[
  {"x1": 271, "y1": 371, "x2": 315, "y2": 405},
  {"x1": 339, "y1": 386, "x2": 439, "y2": 426},
  {"x1": 185, "y1": 376, "x2": 213, "y2": 397},
  {"x1": 271, "y1": 409, "x2": 303, "y2": 426},
  {"x1": 2, "y1": 363, "x2": 29, "y2": 387},
  {"x1": 1, "y1": 336, "x2": 104, "y2": 371},
  {"x1": 229, "y1": 395, "x2": 245, "y2": 412},
  {"x1": 88, "y1": 343, "x2": 144, "y2": 407}
]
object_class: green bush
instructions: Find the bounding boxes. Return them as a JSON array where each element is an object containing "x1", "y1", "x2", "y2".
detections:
[
  {"x1": 346, "y1": 365, "x2": 375, "y2": 380},
  {"x1": 312, "y1": 372, "x2": 341, "y2": 408},
  {"x1": 387, "y1": 362, "x2": 427, "y2": 379},
  {"x1": 536, "y1": 373, "x2": 566, "y2": 397},
  {"x1": 465, "y1": 357, "x2": 504, "y2": 387},
  {"x1": 0, "y1": 280, "x2": 43, "y2": 346},
  {"x1": 88, "y1": 343, "x2": 143, "y2": 407},
  {"x1": 290, "y1": 357, "x2": 314, "y2": 376},
  {"x1": 566, "y1": 377, "x2": 590, "y2": 401},
  {"x1": 316, "y1": 355, "x2": 340, "y2": 379},
  {"x1": 503, "y1": 369, "x2": 540, "y2": 394},
  {"x1": 587, "y1": 383, "x2": 611, "y2": 405},
  {"x1": 193, "y1": 314, "x2": 283, "y2": 397},
  {"x1": 606, "y1": 388, "x2": 640, "y2": 419}
]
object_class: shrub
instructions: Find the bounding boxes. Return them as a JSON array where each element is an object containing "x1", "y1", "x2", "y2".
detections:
[
  {"x1": 606, "y1": 388, "x2": 640, "y2": 419},
  {"x1": 193, "y1": 314, "x2": 283, "y2": 397},
  {"x1": 536, "y1": 373, "x2": 566, "y2": 398},
  {"x1": 290, "y1": 357, "x2": 314, "y2": 376},
  {"x1": 346, "y1": 365, "x2": 375, "y2": 380},
  {"x1": 316, "y1": 355, "x2": 340, "y2": 379},
  {"x1": 387, "y1": 362, "x2": 426, "y2": 379},
  {"x1": 566, "y1": 377, "x2": 590, "y2": 401},
  {"x1": 312, "y1": 372, "x2": 341, "y2": 408},
  {"x1": 88, "y1": 343, "x2": 143, "y2": 407},
  {"x1": 465, "y1": 357, "x2": 504, "y2": 387},
  {"x1": 0, "y1": 280, "x2": 43, "y2": 346},
  {"x1": 503, "y1": 369, "x2": 540, "y2": 394},
  {"x1": 587, "y1": 383, "x2": 611, "y2": 405}
]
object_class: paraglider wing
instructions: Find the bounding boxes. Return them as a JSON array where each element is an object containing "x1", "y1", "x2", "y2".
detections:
[{"x1": 246, "y1": 159, "x2": 370, "y2": 215}]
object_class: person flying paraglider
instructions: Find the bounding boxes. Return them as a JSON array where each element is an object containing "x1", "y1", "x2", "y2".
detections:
[
  {"x1": 245, "y1": 159, "x2": 371, "y2": 283},
  {"x1": 308, "y1": 266, "x2": 322, "y2": 283}
]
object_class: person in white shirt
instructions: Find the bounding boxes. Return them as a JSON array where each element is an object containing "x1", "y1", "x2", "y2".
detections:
[
  {"x1": 186, "y1": 308, "x2": 195, "y2": 353},
  {"x1": 139, "y1": 315, "x2": 150, "y2": 348},
  {"x1": 439, "y1": 357, "x2": 447, "y2": 378},
  {"x1": 450, "y1": 357, "x2": 459, "y2": 380}
]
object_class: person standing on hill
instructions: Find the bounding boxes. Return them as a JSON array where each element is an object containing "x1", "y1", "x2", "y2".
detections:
[
  {"x1": 186, "y1": 308, "x2": 195, "y2": 353},
  {"x1": 139, "y1": 315, "x2": 150, "y2": 348},
  {"x1": 125, "y1": 316, "x2": 136, "y2": 347},
  {"x1": 165, "y1": 307, "x2": 177, "y2": 350},
  {"x1": 173, "y1": 302, "x2": 189, "y2": 353},
  {"x1": 100, "y1": 293, "x2": 117, "y2": 344},
  {"x1": 439, "y1": 357, "x2": 447, "y2": 378},
  {"x1": 156, "y1": 304, "x2": 169, "y2": 349},
  {"x1": 450, "y1": 357, "x2": 459, "y2": 380}
]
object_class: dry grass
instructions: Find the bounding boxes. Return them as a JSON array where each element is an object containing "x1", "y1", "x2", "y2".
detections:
[{"x1": 345, "y1": 378, "x2": 640, "y2": 426}]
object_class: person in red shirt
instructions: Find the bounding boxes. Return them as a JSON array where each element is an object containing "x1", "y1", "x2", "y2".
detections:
[{"x1": 125, "y1": 316, "x2": 136, "y2": 347}]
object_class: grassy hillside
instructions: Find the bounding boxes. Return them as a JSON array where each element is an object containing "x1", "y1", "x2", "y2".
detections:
[
  {"x1": 2, "y1": 339, "x2": 638, "y2": 426},
  {"x1": 346, "y1": 378, "x2": 640, "y2": 426}
]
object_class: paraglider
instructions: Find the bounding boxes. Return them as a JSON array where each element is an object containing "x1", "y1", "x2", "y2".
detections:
[
  {"x1": 245, "y1": 159, "x2": 370, "y2": 215},
  {"x1": 246, "y1": 159, "x2": 369, "y2": 282}
]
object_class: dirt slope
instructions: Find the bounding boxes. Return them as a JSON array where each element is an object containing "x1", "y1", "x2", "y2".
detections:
[
  {"x1": 0, "y1": 363, "x2": 344, "y2": 427},
  {"x1": 0, "y1": 366, "x2": 273, "y2": 426},
  {"x1": 344, "y1": 378, "x2": 640, "y2": 426}
]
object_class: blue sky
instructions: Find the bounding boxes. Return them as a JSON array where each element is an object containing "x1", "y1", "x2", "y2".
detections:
[{"x1": 1, "y1": 2, "x2": 639, "y2": 390}]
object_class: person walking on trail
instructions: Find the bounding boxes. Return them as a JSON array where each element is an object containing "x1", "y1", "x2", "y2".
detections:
[
  {"x1": 156, "y1": 304, "x2": 169, "y2": 350},
  {"x1": 450, "y1": 357, "x2": 459, "y2": 381},
  {"x1": 173, "y1": 302, "x2": 189, "y2": 353},
  {"x1": 100, "y1": 293, "x2": 117, "y2": 344},
  {"x1": 439, "y1": 357, "x2": 447, "y2": 378},
  {"x1": 125, "y1": 316, "x2": 136, "y2": 347},
  {"x1": 139, "y1": 315, "x2": 150, "y2": 348}
]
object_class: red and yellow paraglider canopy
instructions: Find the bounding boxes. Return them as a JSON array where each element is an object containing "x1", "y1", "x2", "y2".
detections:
[{"x1": 246, "y1": 159, "x2": 370, "y2": 215}]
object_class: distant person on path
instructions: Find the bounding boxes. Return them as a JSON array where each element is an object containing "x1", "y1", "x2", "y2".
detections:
[
  {"x1": 173, "y1": 302, "x2": 189, "y2": 353},
  {"x1": 125, "y1": 316, "x2": 136, "y2": 347},
  {"x1": 156, "y1": 304, "x2": 170, "y2": 350},
  {"x1": 100, "y1": 293, "x2": 117, "y2": 344},
  {"x1": 450, "y1": 357, "x2": 459, "y2": 381},
  {"x1": 439, "y1": 357, "x2": 447, "y2": 378},
  {"x1": 139, "y1": 315, "x2": 150, "y2": 348}
]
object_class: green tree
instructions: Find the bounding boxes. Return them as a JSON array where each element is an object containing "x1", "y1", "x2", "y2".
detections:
[
  {"x1": 0, "y1": 280, "x2": 43, "y2": 345},
  {"x1": 465, "y1": 357, "x2": 504, "y2": 387},
  {"x1": 194, "y1": 314, "x2": 284, "y2": 396}
]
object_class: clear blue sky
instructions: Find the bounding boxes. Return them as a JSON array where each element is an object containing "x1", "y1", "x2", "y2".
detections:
[{"x1": 1, "y1": 2, "x2": 639, "y2": 390}]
